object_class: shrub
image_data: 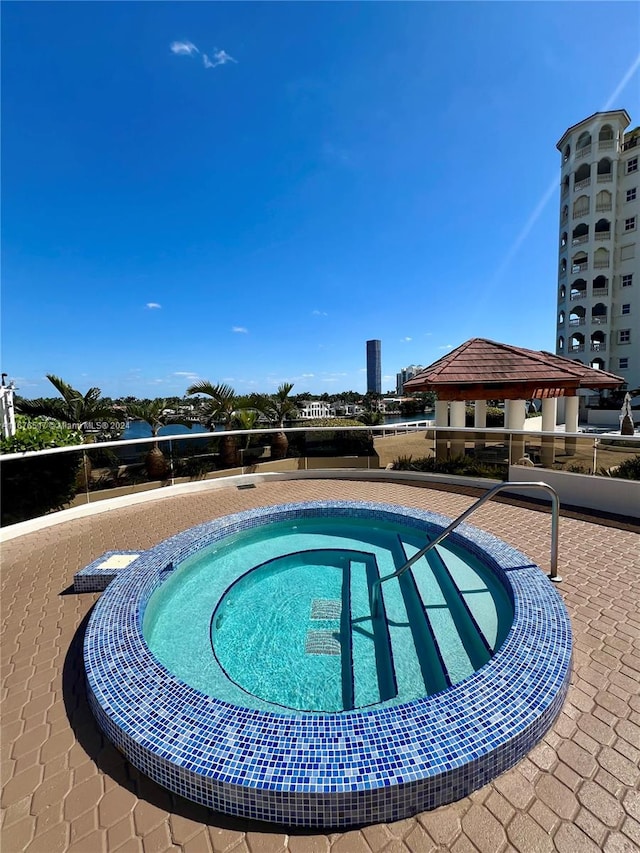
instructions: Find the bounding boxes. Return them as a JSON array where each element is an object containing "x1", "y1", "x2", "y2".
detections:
[
  {"x1": 607, "y1": 455, "x2": 640, "y2": 481},
  {"x1": 1, "y1": 418, "x2": 84, "y2": 525},
  {"x1": 464, "y1": 407, "x2": 505, "y2": 427},
  {"x1": 391, "y1": 454, "x2": 505, "y2": 480}
]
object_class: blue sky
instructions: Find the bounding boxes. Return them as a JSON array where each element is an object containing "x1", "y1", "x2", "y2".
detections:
[{"x1": 2, "y1": 2, "x2": 639, "y2": 398}]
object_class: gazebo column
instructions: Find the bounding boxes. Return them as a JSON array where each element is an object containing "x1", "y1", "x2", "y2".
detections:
[
  {"x1": 435, "y1": 400, "x2": 449, "y2": 461},
  {"x1": 474, "y1": 399, "x2": 487, "y2": 452},
  {"x1": 564, "y1": 395, "x2": 579, "y2": 456},
  {"x1": 450, "y1": 401, "x2": 466, "y2": 458},
  {"x1": 541, "y1": 398, "x2": 557, "y2": 468},
  {"x1": 506, "y1": 399, "x2": 526, "y2": 464}
]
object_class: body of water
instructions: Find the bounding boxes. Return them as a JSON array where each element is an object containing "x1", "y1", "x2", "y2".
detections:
[{"x1": 122, "y1": 412, "x2": 434, "y2": 441}]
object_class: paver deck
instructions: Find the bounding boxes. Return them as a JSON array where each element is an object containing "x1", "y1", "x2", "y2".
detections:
[{"x1": 1, "y1": 478, "x2": 639, "y2": 853}]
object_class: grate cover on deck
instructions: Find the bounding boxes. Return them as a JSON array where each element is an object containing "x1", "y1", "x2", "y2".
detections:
[
  {"x1": 310, "y1": 599, "x2": 342, "y2": 620},
  {"x1": 305, "y1": 630, "x2": 341, "y2": 655}
]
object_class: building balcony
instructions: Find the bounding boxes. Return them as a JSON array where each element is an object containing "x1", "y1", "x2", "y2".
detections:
[
  {"x1": 598, "y1": 139, "x2": 615, "y2": 151},
  {"x1": 573, "y1": 208, "x2": 590, "y2": 219},
  {"x1": 572, "y1": 235, "x2": 589, "y2": 246},
  {"x1": 595, "y1": 202, "x2": 612, "y2": 212},
  {"x1": 570, "y1": 291, "x2": 587, "y2": 301},
  {"x1": 592, "y1": 286, "x2": 609, "y2": 296},
  {"x1": 568, "y1": 318, "x2": 585, "y2": 326},
  {"x1": 572, "y1": 262, "x2": 588, "y2": 273},
  {"x1": 569, "y1": 344, "x2": 585, "y2": 352},
  {"x1": 597, "y1": 172, "x2": 613, "y2": 183},
  {"x1": 594, "y1": 230, "x2": 611, "y2": 241},
  {"x1": 591, "y1": 316, "x2": 608, "y2": 325},
  {"x1": 594, "y1": 259, "x2": 610, "y2": 269},
  {"x1": 622, "y1": 136, "x2": 639, "y2": 152},
  {"x1": 591, "y1": 342, "x2": 607, "y2": 352},
  {"x1": 574, "y1": 178, "x2": 591, "y2": 191},
  {"x1": 576, "y1": 145, "x2": 592, "y2": 159}
]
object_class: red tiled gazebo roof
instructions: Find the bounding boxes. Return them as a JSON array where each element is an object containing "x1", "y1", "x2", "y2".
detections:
[{"x1": 403, "y1": 338, "x2": 624, "y2": 401}]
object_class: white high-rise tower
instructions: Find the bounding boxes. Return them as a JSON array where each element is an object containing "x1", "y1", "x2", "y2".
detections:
[{"x1": 556, "y1": 110, "x2": 639, "y2": 391}]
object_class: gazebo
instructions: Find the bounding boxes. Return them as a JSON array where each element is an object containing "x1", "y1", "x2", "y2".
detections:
[{"x1": 403, "y1": 338, "x2": 624, "y2": 464}]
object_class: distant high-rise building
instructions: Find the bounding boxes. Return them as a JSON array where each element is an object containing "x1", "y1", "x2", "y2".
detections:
[
  {"x1": 366, "y1": 339, "x2": 382, "y2": 394},
  {"x1": 396, "y1": 365, "x2": 424, "y2": 396},
  {"x1": 555, "y1": 109, "x2": 639, "y2": 390}
]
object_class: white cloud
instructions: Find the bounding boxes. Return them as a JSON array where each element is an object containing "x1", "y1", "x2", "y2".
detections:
[
  {"x1": 203, "y1": 49, "x2": 237, "y2": 69},
  {"x1": 146, "y1": 302, "x2": 162, "y2": 309},
  {"x1": 170, "y1": 41, "x2": 199, "y2": 56},
  {"x1": 312, "y1": 309, "x2": 328, "y2": 316},
  {"x1": 400, "y1": 336, "x2": 412, "y2": 342},
  {"x1": 232, "y1": 326, "x2": 248, "y2": 334},
  {"x1": 438, "y1": 344, "x2": 453, "y2": 350},
  {"x1": 173, "y1": 371, "x2": 199, "y2": 379}
]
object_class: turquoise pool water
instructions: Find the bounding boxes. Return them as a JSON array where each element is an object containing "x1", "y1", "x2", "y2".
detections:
[{"x1": 143, "y1": 516, "x2": 513, "y2": 713}]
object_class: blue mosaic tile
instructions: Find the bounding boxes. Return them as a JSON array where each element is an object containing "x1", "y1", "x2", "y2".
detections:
[
  {"x1": 74, "y1": 550, "x2": 142, "y2": 592},
  {"x1": 83, "y1": 501, "x2": 573, "y2": 828}
]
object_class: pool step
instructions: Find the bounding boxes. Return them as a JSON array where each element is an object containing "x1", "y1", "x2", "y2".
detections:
[
  {"x1": 400, "y1": 539, "x2": 490, "y2": 685},
  {"x1": 375, "y1": 545, "x2": 429, "y2": 704},
  {"x1": 435, "y1": 543, "x2": 510, "y2": 651},
  {"x1": 350, "y1": 558, "x2": 396, "y2": 708}
]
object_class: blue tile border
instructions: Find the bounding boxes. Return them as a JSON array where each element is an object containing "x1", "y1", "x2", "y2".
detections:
[{"x1": 83, "y1": 501, "x2": 573, "y2": 828}]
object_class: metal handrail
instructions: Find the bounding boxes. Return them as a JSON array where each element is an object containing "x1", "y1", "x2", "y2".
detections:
[{"x1": 370, "y1": 481, "x2": 561, "y2": 616}]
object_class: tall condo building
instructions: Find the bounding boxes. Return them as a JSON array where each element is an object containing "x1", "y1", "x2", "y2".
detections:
[
  {"x1": 556, "y1": 110, "x2": 639, "y2": 391},
  {"x1": 366, "y1": 339, "x2": 382, "y2": 394},
  {"x1": 396, "y1": 365, "x2": 424, "y2": 396}
]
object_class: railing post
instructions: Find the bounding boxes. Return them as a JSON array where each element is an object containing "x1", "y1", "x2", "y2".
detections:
[{"x1": 169, "y1": 440, "x2": 175, "y2": 487}]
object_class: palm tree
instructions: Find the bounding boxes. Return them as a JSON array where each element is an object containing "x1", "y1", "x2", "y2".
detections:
[
  {"x1": 126, "y1": 399, "x2": 191, "y2": 479},
  {"x1": 358, "y1": 410, "x2": 384, "y2": 426},
  {"x1": 186, "y1": 381, "x2": 246, "y2": 468},
  {"x1": 16, "y1": 375, "x2": 120, "y2": 488},
  {"x1": 250, "y1": 383, "x2": 297, "y2": 459},
  {"x1": 16, "y1": 374, "x2": 117, "y2": 437}
]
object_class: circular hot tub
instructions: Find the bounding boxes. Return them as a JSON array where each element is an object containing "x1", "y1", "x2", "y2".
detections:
[{"x1": 84, "y1": 501, "x2": 572, "y2": 827}]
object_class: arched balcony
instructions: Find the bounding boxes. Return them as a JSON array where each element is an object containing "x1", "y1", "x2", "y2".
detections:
[
  {"x1": 572, "y1": 223, "x2": 588, "y2": 245},
  {"x1": 559, "y1": 284, "x2": 566, "y2": 300},
  {"x1": 563, "y1": 144, "x2": 571, "y2": 164},
  {"x1": 569, "y1": 332, "x2": 585, "y2": 353},
  {"x1": 574, "y1": 163, "x2": 591, "y2": 191},
  {"x1": 561, "y1": 204, "x2": 569, "y2": 224},
  {"x1": 598, "y1": 125, "x2": 614, "y2": 151},
  {"x1": 560, "y1": 258, "x2": 567, "y2": 276},
  {"x1": 558, "y1": 335, "x2": 565, "y2": 351},
  {"x1": 592, "y1": 275, "x2": 609, "y2": 296},
  {"x1": 590, "y1": 358, "x2": 606, "y2": 370},
  {"x1": 576, "y1": 131, "x2": 592, "y2": 159},
  {"x1": 594, "y1": 247, "x2": 610, "y2": 269},
  {"x1": 590, "y1": 331, "x2": 606, "y2": 352},
  {"x1": 573, "y1": 195, "x2": 590, "y2": 218},
  {"x1": 558, "y1": 310, "x2": 565, "y2": 325},
  {"x1": 595, "y1": 190, "x2": 612, "y2": 212},
  {"x1": 597, "y1": 158, "x2": 613, "y2": 183},
  {"x1": 570, "y1": 279, "x2": 587, "y2": 300},
  {"x1": 569, "y1": 306, "x2": 586, "y2": 326},
  {"x1": 571, "y1": 252, "x2": 588, "y2": 274},
  {"x1": 594, "y1": 218, "x2": 611, "y2": 241},
  {"x1": 562, "y1": 175, "x2": 570, "y2": 197},
  {"x1": 560, "y1": 231, "x2": 568, "y2": 248},
  {"x1": 591, "y1": 303, "x2": 608, "y2": 326}
]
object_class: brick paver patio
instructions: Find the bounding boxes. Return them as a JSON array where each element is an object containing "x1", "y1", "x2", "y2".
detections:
[{"x1": 1, "y1": 479, "x2": 639, "y2": 853}]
